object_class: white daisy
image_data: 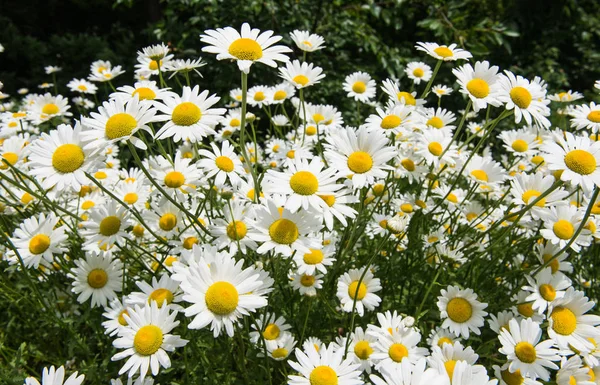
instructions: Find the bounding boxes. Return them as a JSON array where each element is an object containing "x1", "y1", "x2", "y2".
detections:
[
  {"x1": 9, "y1": 212, "x2": 67, "y2": 269},
  {"x1": 336, "y1": 267, "x2": 382, "y2": 316},
  {"x1": 69, "y1": 253, "x2": 123, "y2": 308},
  {"x1": 344, "y1": 72, "x2": 376, "y2": 102},
  {"x1": 437, "y1": 285, "x2": 488, "y2": 338},
  {"x1": 453, "y1": 60, "x2": 502, "y2": 112},
  {"x1": 415, "y1": 42, "x2": 472, "y2": 61},
  {"x1": 497, "y1": 71, "x2": 551, "y2": 128},
  {"x1": 289, "y1": 30, "x2": 325, "y2": 52},
  {"x1": 279, "y1": 60, "x2": 325, "y2": 89},
  {"x1": 288, "y1": 343, "x2": 363, "y2": 385},
  {"x1": 24, "y1": 366, "x2": 84, "y2": 385}
]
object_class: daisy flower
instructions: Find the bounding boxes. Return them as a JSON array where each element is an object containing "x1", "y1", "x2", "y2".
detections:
[
  {"x1": 547, "y1": 288, "x2": 600, "y2": 352},
  {"x1": 249, "y1": 312, "x2": 292, "y2": 348},
  {"x1": 171, "y1": 255, "x2": 268, "y2": 337},
  {"x1": 432, "y1": 84, "x2": 453, "y2": 98},
  {"x1": 464, "y1": 154, "x2": 507, "y2": 189},
  {"x1": 126, "y1": 274, "x2": 183, "y2": 310},
  {"x1": 523, "y1": 268, "x2": 571, "y2": 313},
  {"x1": 415, "y1": 42, "x2": 472, "y2": 61},
  {"x1": 113, "y1": 81, "x2": 173, "y2": 103},
  {"x1": 365, "y1": 104, "x2": 416, "y2": 135},
  {"x1": 337, "y1": 268, "x2": 382, "y2": 316},
  {"x1": 200, "y1": 22, "x2": 291, "y2": 73},
  {"x1": 290, "y1": 271, "x2": 323, "y2": 296},
  {"x1": 288, "y1": 343, "x2": 363, "y2": 385},
  {"x1": 67, "y1": 78, "x2": 98, "y2": 94},
  {"x1": 437, "y1": 285, "x2": 488, "y2": 338},
  {"x1": 497, "y1": 71, "x2": 551, "y2": 128},
  {"x1": 154, "y1": 85, "x2": 226, "y2": 143},
  {"x1": 69, "y1": 253, "x2": 123, "y2": 308},
  {"x1": 89, "y1": 66, "x2": 125, "y2": 82},
  {"x1": 81, "y1": 201, "x2": 132, "y2": 249},
  {"x1": 289, "y1": 30, "x2": 325, "y2": 52},
  {"x1": 82, "y1": 95, "x2": 158, "y2": 151},
  {"x1": 372, "y1": 328, "x2": 428, "y2": 369},
  {"x1": 549, "y1": 90, "x2": 584, "y2": 103},
  {"x1": 324, "y1": 126, "x2": 396, "y2": 189},
  {"x1": 381, "y1": 79, "x2": 423, "y2": 106},
  {"x1": 452, "y1": 60, "x2": 502, "y2": 112},
  {"x1": 317, "y1": 187, "x2": 358, "y2": 230},
  {"x1": 344, "y1": 71, "x2": 376, "y2": 102},
  {"x1": 265, "y1": 333, "x2": 297, "y2": 361},
  {"x1": 348, "y1": 326, "x2": 377, "y2": 373},
  {"x1": 24, "y1": 366, "x2": 84, "y2": 385},
  {"x1": 423, "y1": 107, "x2": 456, "y2": 131},
  {"x1": 427, "y1": 340, "x2": 479, "y2": 381},
  {"x1": 415, "y1": 128, "x2": 458, "y2": 167},
  {"x1": 1, "y1": 134, "x2": 31, "y2": 170},
  {"x1": 493, "y1": 363, "x2": 543, "y2": 385},
  {"x1": 510, "y1": 173, "x2": 568, "y2": 219},
  {"x1": 263, "y1": 157, "x2": 342, "y2": 212},
  {"x1": 210, "y1": 201, "x2": 259, "y2": 254},
  {"x1": 498, "y1": 318, "x2": 560, "y2": 381},
  {"x1": 556, "y1": 356, "x2": 595, "y2": 385},
  {"x1": 405, "y1": 62, "x2": 432, "y2": 84},
  {"x1": 499, "y1": 129, "x2": 540, "y2": 157},
  {"x1": 28, "y1": 93, "x2": 71, "y2": 123},
  {"x1": 103, "y1": 298, "x2": 130, "y2": 337},
  {"x1": 111, "y1": 302, "x2": 187, "y2": 381},
  {"x1": 268, "y1": 82, "x2": 295, "y2": 104},
  {"x1": 27, "y1": 122, "x2": 99, "y2": 192},
  {"x1": 198, "y1": 141, "x2": 244, "y2": 187},
  {"x1": 252, "y1": 199, "x2": 322, "y2": 257},
  {"x1": 247, "y1": 85, "x2": 270, "y2": 107},
  {"x1": 571, "y1": 102, "x2": 600, "y2": 133},
  {"x1": 279, "y1": 60, "x2": 325, "y2": 89},
  {"x1": 9, "y1": 212, "x2": 67, "y2": 269},
  {"x1": 150, "y1": 151, "x2": 203, "y2": 198},
  {"x1": 113, "y1": 180, "x2": 150, "y2": 211},
  {"x1": 539, "y1": 205, "x2": 591, "y2": 252},
  {"x1": 370, "y1": 358, "x2": 444, "y2": 385}
]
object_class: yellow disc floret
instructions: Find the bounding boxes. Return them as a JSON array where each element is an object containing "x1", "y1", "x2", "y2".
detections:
[
  {"x1": 551, "y1": 306, "x2": 577, "y2": 335},
  {"x1": 347, "y1": 281, "x2": 367, "y2": 300},
  {"x1": 510, "y1": 87, "x2": 532, "y2": 109},
  {"x1": 226, "y1": 220, "x2": 248, "y2": 240},
  {"x1": 515, "y1": 341, "x2": 537, "y2": 363},
  {"x1": 52, "y1": 144, "x2": 85, "y2": 173},
  {"x1": 381, "y1": 115, "x2": 402, "y2": 129},
  {"x1": 352, "y1": 81, "x2": 366, "y2": 93},
  {"x1": 87, "y1": 268, "x2": 108, "y2": 288},
  {"x1": 134, "y1": 325, "x2": 163, "y2": 356},
  {"x1": 268, "y1": 219, "x2": 299, "y2": 245},
  {"x1": 290, "y1": 171, "x2": 319, "y2": 195},
  {"x1": 205, "y1": 281, "x2": 239, "y2": 315},
  {"x1": 466, "y1": 79, "x2": 490, "y2": 98},
  {"x1": 172, "y1": 102, "x2": 202, "y2": 126},
  {"x1": 564, "y1": 149, "x2": 596, "y2": 175},
  {"x1": 309, "y1": 366, "x2": 338, "y2": 385},
  {"x1": 105, "y1": 113, "x2": 137, "y2": 140},
  {"x1": 553, "y1": 219, "x2": 574, "y2": 240},
  {"x1": 29, "y1": 234, "x2": 50, "y2": 254},
  {"x1": 164, "y1": 171, "x2": 185, "y2": 188},
  {"x1": 228, "y1": 38, "x2": 263, "y2": 61},
  {"x1": 149, "y1": 288, "x2": 174, "y2": 307},
  {"x1": 388, "y1": 343, "x2": 408, "y2": 362},
  {"x1": 354, "y1": 341, "x2": 373, "y2": 360},
  {"x1": 446, "y1": 297, "x2": 473, "y2": 323},
  {"x1": 159, "y1": 213, "x2": 177, "y2": 231},
  {"x1": 263, "y1": 324, "x2": 280, "y2": 340},
  {"x1": 99, "y1": 216, "x2": 121, "y2": 236},
  {"x1": 215, "y1": 156, "x2": 234, "y2": 172},
  {"x1": 347, "y1": 151, "x2": 373, "y2": 174}
]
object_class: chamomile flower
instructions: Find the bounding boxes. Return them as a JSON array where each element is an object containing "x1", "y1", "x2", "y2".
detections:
[
  {"x1": 164, "y1": 58, "x2": 206, "y2": 78},
  {"x1": 464, "y1": 154, "x2": 507, "y2": 189},
  {"x1": 337, "y1": 268, "x2": 382, "y2": 316},
  {"x1": 28, "y1": 93, "x2": 71, "y2": 123},
  {"x1": 290, "y1": 271, "x2": 323, "y2": 296},
  {"x1": 67, "y1": 78, "x2": 98, "y2": 94},
  {"x1": 347, "y1": 327, "x2": 377, "y2": 373},
  {"x1": 249, "y1": 313, "x2": 292, "y2": 348},
  {"x1": 198, "y1": 141, "x2": 244, "y2": 187},
  {"x1": 82, "y1": 95, "x2": 158, "y2": 150},
  {"x1": 497, "y1": 71, "x2": 551, "y2": 128},
  {"x1": 103, "y1": 298, "x2": 130, "y2": 337},
  {"x1": 523, "y1": 268, "x2": 571, "y2": 313},
  {"x1": 547, "y1": 288, "x2": 600, "y2": 352},
  {"x1": 571, "y1": 102, "x2": 600, "y2": 133},
  {"x1": 210, "y1": 201, "x2": 259, "y2": 254},
  {"x1": 247, "y1": 85, "x2": 270, "y2": 107},
  {"x1": 498, "y1": 318, "x2": 560, "y2": 380},
  {"x1": 289, "y1": 30, "x2": 325, "y2": 52},
  {"x1": 111, "y1": 302, "x2": 187, "y2": 381},
  {"x1": 324, "y1": 126, "x2": 396, "y2": 189},
  {"x1": 287, "y1": 343, "x2": 363, "y2": 385},
  {"x1": 89, "y1": 66, "x2": 125, "y2": 82},
  {"x1": 279, "y1": 60, "x2": 325, "y2": 89},
  {"x1": 252, "y1": 199, "x2": 322, "y2": 257},
  {"x1": 415, "y1": 128, "x2": 458, "y2": 167},
  {"x1": 171, "y1": 255, "x2": 268, "y2": 337},
  {"x1": 69, "y1": 253, "x2": 123, "y2": 308},
  {"x1": 126, "y1": 274, "x2": 183, "y2": 310},
  {"x1": 406, "y1": 62, "x2": 432, "y2": 84},
  {"x1": 154, "y1": 85, "x2": 226, "y2": 143},
  {"x1": 372, "y1": 327, "x2": 428, "y2": 369},
  {"x1": 265, "y1": 333, "x2": 297, "y2": 361},
  {"x1": 500, "y1": 129, "x2": 541, "y2": 157},
  {"x1": 556, "y1": 355, "x2": 595, "y2": 385},
  {"x1": 293, "y1": 245, "x2": 336, "y2": 275},
  {"x1": 27, "y1": 122, "x2": 99, "y2": 191},
  {"x1": 268, "y1": 82, "x2": 295, "y2": 104},
  {"x1": 540, "y1": 205, "x2": 591, "y2": 252},
  {"x1": 24, "y1": 366, "x2": 84, "y2": 385},
  {"x1": 81, "y1": 201, "x2": 132, "y2": 249},
  {"x1": 381, "y1": 79, "x2": 423, "y2": 107},
  {"x1": 9, "y1": 212, "x2": 67, "y2": 269},
  {"x1": 365, "y1": 104, "x2": 415, "y2": 135},
  {"x1": 370, "y1": 358, "x2": 443, "y2": 385},
  {"x1": 432, "y1": 84, "x2": 453, "y2": 98},
  {"x1": 113, "y1": 81, "x2": 173, "y2": 103},
  {"x1": 415, "y1": 42, "x2": 473, "y2": 61},
  {"x1": 453, "y1": 60, "x2": 502, "y2": 112},
  {"x1": 437, "y1": 285, "x2": 488, "y2": 338},
  {"x1": 150, "y1": 151, "x2": 203, "y2": 197},
  {"x1": 317, "y1": 187, "x2": 358, "y2": 230},
  {"x1": 344, "y1": 72, "x2": 376, "y2": 102},
  {"x1": 549, "y1": 90, "x2": 584, "y2": 103},
  {"x1": 201, "y1": 22, "x2": 291, "y2": 73},
  {"x1": 543, "y1": 132, "x2": 600, "y2": 191}
]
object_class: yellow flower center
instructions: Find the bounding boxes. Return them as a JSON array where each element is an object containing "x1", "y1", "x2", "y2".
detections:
[
  {"x1": 396, "y1": 92, "x2": 416, "y2": 105},
  {"x1": 300, "y1": 274, "x2": 315, "y2": 287},
  {"x1": 1, "y1": 153, "x2": 19, "y2": 170},
  {"x1": 81, "y1": 200, "x2": 95, "y2": 210},
  {"x1": 123, "y1": 192, "x2": 138, "y2": 205},
  {"x1": 273, "y1": 90, "x2": 287, "y2": 100},
  {"x1": 148, "y1": 60, "x2": 162, "y2": 71},
  {"x1": 149, "y1": 288, "x2": 174, "y2": 307},
  {"x1": 42, "y1": 103, "x2": 60, "y2": 115},
  {"x1": 347, "y1": 151, "x2": 373, "y2": 174},
  {"x1": 347, "y1": 281, "x2": 367, "y2": 300},
  {"x1": 428, "y1": 142, "x2": 443, "y2": 156},
  {"x1": 118, "y1": 310, "x2": 129, "y2": 326},
  {"x1": 226, "y1": 220, "x2": 247, "y2": 240},
  {"x1": 446, "y1": 297, "x2": 473, "y2": 323},
  {"x1": 78, "y1": 85, "x2": 88, "y2": 91},
  {"x1": 99, "y1": 216, "x2": 121, "y2": 236},
  {"x1": 512, "y1": 139, "x2": 529, "y2": 152},
  {"x1": 447, "y1": 193, "x2": 458, "y2": 204},
  {"x1": 319, "y1": 195, "x2": 335, "y2": 207},
  {"x1": 354, "y1": 341, "x2": 373, "y2": 360},
  {"x1": 587, "y1": 111, "x2": 600, "y2": 123},
  {"x1": 551, "y1": 306, "x2": 577, "y2": 335},
  {"x1": 434, "y1": 46, "x2": 453, "y2": 58},
  {"x1": 287, "y1": 150, "x2": 295, "y2": 159},
  {"x1": 565, "y1": 149, "x2": 596, "y2": 175},
  {"x1": 50, "y1": 143, "x2": 85, "y2": 174},
  {"x1": 105, "y1": 113, "x2": 137, "y2": 140},
  {"x1": 437, "y1": 337, "x2": 453, "y2": 347},
  {"x1": 303, "y1": 249, "x2": 324, "y2": 264},
  {"x1": 132, "y1": 225, "x2": 145, "y2": 237},
  {"x1": 134, "y1": 325, "x2": 163, "y2": 356},
  {"x1": 444, "y1": 360, "x2": 457, "y2": 380},
  {"x1": 412, "y1": 68, "x2": 424, "y2": 78},
  {"x1": 388, "y1": 343, "x2": 408, "y2": 362},
  {"x1": 306, "y1": 126, "x2": 317, "y2": 136},
  {"x1": 401, "y1": 158, "x2": 415, "y2": 172},
  {"x1": 510, "y1": 87, "x2": 533, "y2": 109},
  {"x1": 263, "y1": 324, "x2": 280, "y2": 340},
  {"x1": 401, "y1": 203, "x2": 414, "y2": 213},
  {"x1": 293, "y1": 75, "x2": 309, "y2": 87},
  {"x1": 132, "y1": 87, "x2": 156, "y2": 100},
  {"x1": 95, "y1": 171, "x2": 107, "y2": 179},
  {"x1": 427, "y1": 117, "x2": 444, "y2": 129},
  {"x1": 466, "y1": 78, "x2": 490, "y2": 98},
  {"x1": 517, "y1": 302, "x2": 534, "y2": 317},
  {"x1": 515, "y1": 341, "x2": 537, "y2": 363},
  {"x1": 164, "y1": 171, "x2": 185, "y2": 188},
  {"x1": 312, "y1": 113, "x2": 325, "y2": 124},
  {"x1": 470, "y1": 169, "x2": 488, "y2": 182},
  {"x1": 522, "y1": 190, "x2": 545, "y2": 207},
  {"x1": 501, "y1": 369, "x2": 524, "y2": 385},
  {"x1": 539, "y1": 284, "x2": 557, "y2": 301},
  {"x1": 215, "y1": 156, "x2": 234, "y2": 172},
  {"x1": 553, "y1": 219, "x2": 574, "y2": 240},
  {"x1": 159, "y1": 213, "x2": 177, "y2": 231},
  {"x1": 87, "y1": 268, "x2": 108, "y2": 288},
  {"x1": 268, "y1": 218, "x2": 299, "y2": 245},
  {"x1": 254, "y1": 91, "x2": 265, "y2": 102},
  {"x1": 290, "y1": 171, "x2": 319, "y2": 195},
  {"x1": 309, "y1": 366, "x2": 338, "y2": 385},
  {"x1": 381, "y1": 115, "x2": 402, "y2": 129},
  {"x1": 29, "y1": 234, "x2": 50, "y2": 254},
  {"x1": 352, "y1": 81, "x2": 367, "y2": 93},
  {"x1": 205, "y1": 281, "x2": 239, "y2": 315},
  {"x1": 272, "y1": 348, "x2": 288, "y2": 359},
  {"x1": 228, "y1": 38, "x2": 263, "y2": 61},
  {"x1": 172, "y1": 102, "x2": 202, "y2": 126}
]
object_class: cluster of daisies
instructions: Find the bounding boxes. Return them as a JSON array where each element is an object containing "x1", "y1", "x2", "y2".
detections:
[{"x1": 3, "y1": 22, "x2": 600, "y2": 385}]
